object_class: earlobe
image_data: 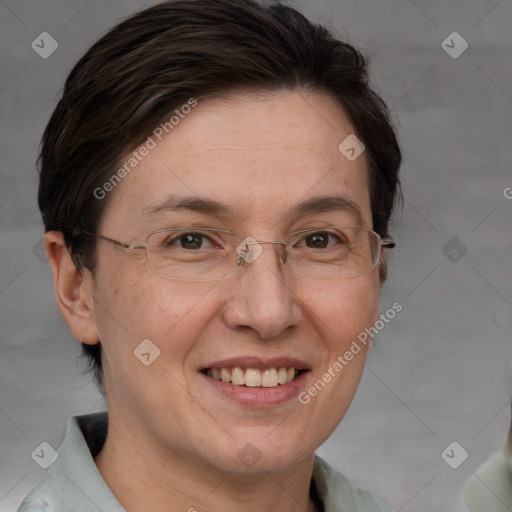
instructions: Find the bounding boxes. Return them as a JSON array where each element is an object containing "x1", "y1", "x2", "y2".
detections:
[{"x1": 44, "y1": 231, "x2": 99, "y2": 345}]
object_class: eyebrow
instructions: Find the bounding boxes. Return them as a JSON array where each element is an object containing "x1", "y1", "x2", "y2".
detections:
[
  {"x1": 282, "y1": 195, "x2": 363, "y2": 226},
  {"x1": 142, "y1": 195, "x2": 233, "y2": 218},
  {"x1": 142, "y1": 194, "x2": 364, "y2": 225}
]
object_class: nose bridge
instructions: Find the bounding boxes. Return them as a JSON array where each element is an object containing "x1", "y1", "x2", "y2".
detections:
[
  {"x1": 225, "y1": 237, "x2": 300, "y2": 339},
  {"x1": 262, "y1": 240, "x2": 288, "y2": 264},
  {"x1": 237, "y1": 239, "x2": 288, "y2": 266}
]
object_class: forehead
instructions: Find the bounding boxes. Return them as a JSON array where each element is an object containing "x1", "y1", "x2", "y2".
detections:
[{"x1": 100, "y1": 90, "x2": 372, "y2": 234}]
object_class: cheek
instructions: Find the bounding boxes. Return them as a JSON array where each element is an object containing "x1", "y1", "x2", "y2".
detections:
[
  {"x1": 92, "y1": 259, "x2": 216, "y2": 365},
  {"x1": 302, "y1": 273, "x2": 380, "y2": 345},
  {"x1": 292, "y1": 275, "x2": 380, "y2": 444}
]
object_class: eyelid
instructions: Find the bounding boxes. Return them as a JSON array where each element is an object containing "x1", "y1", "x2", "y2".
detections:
[
  {"x1": 160, "y1": 229, "x2": 218, "y2": 241},
  {"x1": 153, "y1": 225, "x2": 357, "y2": 242},
  {"x1": 287, "y1": 226, "x2": 345, "y2": 245},
  {"x1": 154, "y1": 228, "x2": 239, "y2": 248},
  {"x1": 288, "y1": 225, "x2": 339, "y2": 237}
]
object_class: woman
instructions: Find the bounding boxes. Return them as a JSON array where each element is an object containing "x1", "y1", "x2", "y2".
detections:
[{"x1": 18, "y1": 1, "x2": 401, "y2": 510}]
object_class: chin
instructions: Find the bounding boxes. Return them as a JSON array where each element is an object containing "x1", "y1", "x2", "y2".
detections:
[{"x1": 197, "y1": 432, "x2": 317, "y2": 475}]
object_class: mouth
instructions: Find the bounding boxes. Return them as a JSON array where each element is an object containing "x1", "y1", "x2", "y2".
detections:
[
  {"x1": 199, "y1": 357, "x2": 310, "y2": 405},
  {"x1": 201, "y1": 366, "x2": 305, "y2": 388}
]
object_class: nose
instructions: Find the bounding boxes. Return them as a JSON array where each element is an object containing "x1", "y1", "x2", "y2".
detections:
[{"x1": 222, "y1": 242, "x2": 302, "y2": 339}]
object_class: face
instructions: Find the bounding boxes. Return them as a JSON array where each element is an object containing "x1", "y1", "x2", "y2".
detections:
[{"x1": 86, "y1": 90, "x2": 381, "y2": 473}]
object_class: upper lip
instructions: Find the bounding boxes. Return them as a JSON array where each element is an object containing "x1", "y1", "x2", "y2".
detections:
[{"x1": 201, "y1": 356, "x2": 310, "y2": 371}]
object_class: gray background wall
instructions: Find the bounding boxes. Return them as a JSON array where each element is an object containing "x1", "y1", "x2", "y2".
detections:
[{"x1": 1, "y1": 1, "x2": 511, "y2": 511}]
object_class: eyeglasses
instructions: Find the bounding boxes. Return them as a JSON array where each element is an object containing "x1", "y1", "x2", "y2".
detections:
[{"x1": 77, "y1": 226, "x2": 395, "y2": 282}]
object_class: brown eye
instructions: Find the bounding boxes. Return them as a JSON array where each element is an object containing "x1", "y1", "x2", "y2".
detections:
[
  {"x1": 179, "y1": 233, "x2": 204, "y2": 250},
  {"x1": 162, "y1": 232, "x2": 214, "y2": 250},
  {"x1": 301, "y1": 231, "x2": 342, "y2": 249}
]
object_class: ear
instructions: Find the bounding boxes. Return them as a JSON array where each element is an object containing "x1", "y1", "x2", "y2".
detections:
[
  {"x1": 44, "y1": 231, "x2": 99, "y2": 345},
  {"x1": 378, "y1": 258, "x2": 388, "y2": 283}
]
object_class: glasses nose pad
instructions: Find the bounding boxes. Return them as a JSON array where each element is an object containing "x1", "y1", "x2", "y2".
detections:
[
  {"x1": 235, "y1": 237, "x2": 264, "y2": 265},
  {"x1": 279, "y1": 245, "x2": 288, "y2": 265}
]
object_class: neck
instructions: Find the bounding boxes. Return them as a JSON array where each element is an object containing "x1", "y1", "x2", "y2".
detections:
[{"x1": 94, "y1": 414, "x2": 319, "y2": 512}]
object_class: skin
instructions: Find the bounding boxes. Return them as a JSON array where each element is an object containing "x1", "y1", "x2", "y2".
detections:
[{"x1": 46, "y1": 90, "x2": 383, "y2": 512}]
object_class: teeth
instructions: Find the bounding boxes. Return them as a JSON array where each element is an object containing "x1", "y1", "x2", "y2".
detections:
[
  {"x1": 261, "y1": 368, "x2": 278, "y2": 387},
  {"x1": 221, "y1": 368, "x2": 231, "y2": 383},
  {"x1": 245, "y1": 368, "x2": 262, "y2": 387},
  {"x1": 206, "y1": 366, "x2": 299, "y2": 388},
  {"x1": 232, "y1": 367, "x2": 245, "y2": 385}
]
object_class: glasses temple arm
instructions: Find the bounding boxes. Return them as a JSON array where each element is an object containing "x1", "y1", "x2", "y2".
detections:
[
  {"x1": 76, "y1": 226, "x2": 145, "y2": 250},
  {"x1": 381, "y1": 237, "x2": 395, "y2": 249}
]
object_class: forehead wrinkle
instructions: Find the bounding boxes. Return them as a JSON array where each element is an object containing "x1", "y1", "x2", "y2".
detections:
[{"x1": 170, "y1": 142, "x2": 329, "y2": 158}]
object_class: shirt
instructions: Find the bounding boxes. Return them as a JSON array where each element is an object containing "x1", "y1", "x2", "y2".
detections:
[
  {"x1": 462, "y1": 450, "x2": 512, "y2": 511},
  {"x1": 17, "y1": 412, "x2": 394, "y2": 512}
]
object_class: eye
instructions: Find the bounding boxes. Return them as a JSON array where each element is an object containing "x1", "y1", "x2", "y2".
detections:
[
  {"x1": 298, "y1": 231, "x2": 343, "y2": 249},
  {"x1": 163, "y1": 231, "x2": 217, "y2": 250}
]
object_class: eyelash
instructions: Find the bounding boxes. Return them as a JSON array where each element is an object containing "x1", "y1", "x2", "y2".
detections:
[{"x1": 161, "y1": 229, "x2": 345, "y2": 249}]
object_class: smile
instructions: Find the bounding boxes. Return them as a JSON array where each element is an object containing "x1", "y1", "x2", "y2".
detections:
[{"x1": 202, "y1": 367, "x2": 302, "y2": 388}]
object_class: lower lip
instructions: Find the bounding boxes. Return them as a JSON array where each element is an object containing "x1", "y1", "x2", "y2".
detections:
[{"x1": 201, "y1": 371, "x2": 310, "y2": 406}]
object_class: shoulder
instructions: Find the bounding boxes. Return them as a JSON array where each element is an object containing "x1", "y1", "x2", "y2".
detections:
[
  {"x1": 16, "y1": 476, "x2": 65, "y2": 512},
  {"x1": 313, "y1": 456, "x2": 394, "y2": 512},
  {"x1": 17, "y1": 413, "x2": 121, "y2": 512},
  {"x1": 463, "y1": 451, "x2": 512, "y2": 511}
]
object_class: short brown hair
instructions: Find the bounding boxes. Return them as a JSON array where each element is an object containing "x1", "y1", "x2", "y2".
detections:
[{"x1": 38, "y1": 0, "x2": 402, "y2": 391}]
